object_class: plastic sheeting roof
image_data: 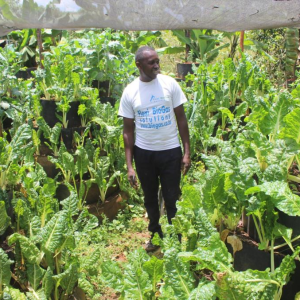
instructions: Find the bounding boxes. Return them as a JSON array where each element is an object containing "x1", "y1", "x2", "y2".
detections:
[{"x1": 1, "y1": 0, "x2": 300, "y2": 36}]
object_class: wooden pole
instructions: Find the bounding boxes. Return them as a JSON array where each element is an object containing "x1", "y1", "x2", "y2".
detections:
[
  {"x1": 240, "y1": 30, "x2": 244, "y2": 52},
  {"x1": 36, "y1": 29, "x2": 44, "y2": 69},
  {"x1": 185, "y1": 29, "x2": 190, "y2": 62}
]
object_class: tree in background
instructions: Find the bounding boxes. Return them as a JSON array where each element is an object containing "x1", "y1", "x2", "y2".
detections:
[
  {"x1": 285, "y1": 28, "x2": 299, "y2": 85},
  {"x1": 246, "y1": 28, "x2": 286, "y2": 86}
]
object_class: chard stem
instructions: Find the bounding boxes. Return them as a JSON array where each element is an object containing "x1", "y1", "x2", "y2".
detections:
[
  {"x1": 287, "y1": 174, "x2": 300, "y2": 184},
  {"x1": 54, "y1": 283, "x2": 59, "y2": 300},
  {"x1": 245, "y1": 279, "x2": 280, "y2": 287},
  {"x1": 287, "y1": 156, "x2": 295, "y2": 171},
  {"x1": 252, "y1": 215, "x2": 264, "y2": 245},
  {"x1": 272, "y1": 235, "x2": 300, "y2": 250},
  {"x1": 258, "y1": 215, "x2": 267, "y2": 245},
  {"x1": 271, "y1": 239, "x2": 275, "y2": 273},
  {"x1": 55, "y1": 250, "x2": 60, "y2": 275}
]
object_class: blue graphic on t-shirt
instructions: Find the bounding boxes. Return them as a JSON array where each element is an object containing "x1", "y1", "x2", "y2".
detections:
[
  {"x1": 137, "y1": 105, "x2": 172, "y2": 129},
  {"x1": 152, "y1": 106, "x2": 170, "y2": 114},
  {"x1": 137, "y1": 109, "x2": 150, "y2": 117},
  {"x1": 149, "y1": 95, "x2": 171, "y2": 103}
]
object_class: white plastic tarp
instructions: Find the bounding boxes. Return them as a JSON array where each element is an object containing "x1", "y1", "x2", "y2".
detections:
[{"x1": 1, "y1": 0, "x2": 300, "y2": 36}]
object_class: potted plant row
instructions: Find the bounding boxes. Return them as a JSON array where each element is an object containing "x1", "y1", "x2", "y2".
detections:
[
  {"x1": 79, "y1": 29, "x2": 136, "y2": 105},
  {"x1": 32, "y1": 48, "x2": 100, "y2": 150}
]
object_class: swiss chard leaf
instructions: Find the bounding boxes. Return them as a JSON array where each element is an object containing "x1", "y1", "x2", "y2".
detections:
[
  {"x1": 9, "y1": 124, "x2": 32, "y2": 161},
  {"x1": 162, "y1": 247, "x2": 196, "y2": 299},
  {"x1": 0, "y1": 201, "x2": 10, "y2": 235},
  {"x1": 143, "y1": 255, "x2": 163, "y2": 293},
  {"x1": 59, "y1": 263, "x2": 78, "y2": 295},
  {"x1": 216, "y1": 269, "x2": 278, "y2": 300},
  {"x1": 8, "y1": 233, "x2": 40, "y2": 264},
  {"x1": 101, "y1": 260, "x2": 124, "y2": 293},
  {"x1": 53, "y1": 263, "x2": 78, "y2": 296},
  {"x1": 180, "y1": 233, "x2": 233, "y2": 274},
  {"x1": 75, "y1": 146, "x2": 89, "y2": 179},
  {"x1": 279, "y1": 107, "x2": 300, "y2": 144},
  {"x1": 74, "y1": 209, "x2": 98, "y2": 233},
  {"x1": 274, "y1": 247, "x2": 300, "y2": 284},
  {"x1": 79, "y1": 249, "x2": 100, "y2": 276},
  {"x1": 179, "y1": 185, "x2": 202, "y2": 212},
  {"x1": 194, "y1": 208, "x2": 217, "y2": 246},
  {"x1": 41, "y1": 211, "x2": 68, "y2": 253},
  {"x1": 246, "y1": 181, "x2": 300, "y2": 216},
  {"x1": 60, "y1": 191, "x2": 79, "y2": 217},
  {"x1": 248, "y1": 92, "x2": 292, "y2": 138},
  {"x1": 26, "y1": 288, "x2": 47, "y2": 300},
  {"x1": 78, "y1": 273, "x2": 94, "y2": 297},
  {"x1": 123, "y1": 248, "x2": 152, "y2": 299},
  {"x1": 0, "y1": 248, "x2": 13, "y2": 291},
  {"x1": 273, "y1": 223, "x2": 293, "y2": 249},
  {"x1": 3, "y1": 286, "x2": 27, "y2": 300},
  {"x1": 26, "y1": 263, "x2": 46, "y2": 291},
  {"x1": 189, "y1": 279, "x2": 217, "y2": 300},
  {"x1": 42, "y1": 268, "x2": 54, "y2": 299}
]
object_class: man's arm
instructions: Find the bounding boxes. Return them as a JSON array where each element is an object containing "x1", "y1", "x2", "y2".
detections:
[
  {"x1": 174, "y1": 104, "x2": 191, "y2": 175},
  {"x1": 123, "y1": 117, "x2": 138, "y2": 187}
]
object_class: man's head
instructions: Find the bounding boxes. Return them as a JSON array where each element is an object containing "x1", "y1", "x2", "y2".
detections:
[{"x1": 135, "y1": 46, "x2": 160, "y2": 82}]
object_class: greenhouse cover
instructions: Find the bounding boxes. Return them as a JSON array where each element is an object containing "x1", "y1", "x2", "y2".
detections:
[{"x1": 0, "y1": 0, "x2": 300, "y2": 36}]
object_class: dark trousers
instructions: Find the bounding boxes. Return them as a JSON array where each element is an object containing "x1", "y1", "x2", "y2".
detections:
[{"x1": 133, "y1": 145, "x2": 182, "y2": 237}]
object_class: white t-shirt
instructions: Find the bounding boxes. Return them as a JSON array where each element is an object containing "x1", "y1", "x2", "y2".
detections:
[{"x1": 118, "y1": 74, "x2": 187, "y2": 151}]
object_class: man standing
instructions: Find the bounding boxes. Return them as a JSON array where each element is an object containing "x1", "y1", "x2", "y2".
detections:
[{"x1": 118, "y1": 46, "x2": 191, "y2": 251}]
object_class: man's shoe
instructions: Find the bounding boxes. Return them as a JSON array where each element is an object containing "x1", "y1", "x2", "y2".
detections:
[{"x1": 145, "y1": 240, "x2": 160, "y2": 252}]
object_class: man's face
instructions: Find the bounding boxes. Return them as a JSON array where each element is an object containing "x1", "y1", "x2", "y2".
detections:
[{"x1": 136, "y1": 50, "x2": 160, "y2": 82}]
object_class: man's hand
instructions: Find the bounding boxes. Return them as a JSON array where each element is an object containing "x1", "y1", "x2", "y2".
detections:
[
  {"x1": 181, "y1": 154, "x2": 191, "y2": 175},
  {"x1": 128, "y1": 169, "x2": 138, "y2": 189}
]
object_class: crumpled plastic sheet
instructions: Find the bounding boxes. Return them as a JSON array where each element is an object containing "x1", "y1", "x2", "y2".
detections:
[{"x1": 0, "y1": 0, "x2": 300, "y2": 36}]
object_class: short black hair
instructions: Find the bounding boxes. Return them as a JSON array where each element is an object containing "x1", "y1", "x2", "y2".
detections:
[{"x1": 135, "y1": 46, "x2": 155, "y2": 62}]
